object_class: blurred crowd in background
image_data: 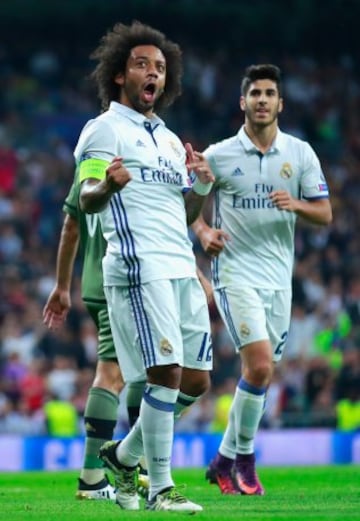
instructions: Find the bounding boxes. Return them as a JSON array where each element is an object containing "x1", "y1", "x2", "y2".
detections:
[{"x1": 1, "y1": 9, "x2": 360, "y2": 437}]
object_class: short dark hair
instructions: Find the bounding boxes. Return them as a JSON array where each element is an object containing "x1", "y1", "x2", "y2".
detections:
[
  {"x1": 241, "y1": 64, "x2": 282, "y2": 97},
  {"x1": 90, "y1": 20, "x2": 183, "y2": 112}
]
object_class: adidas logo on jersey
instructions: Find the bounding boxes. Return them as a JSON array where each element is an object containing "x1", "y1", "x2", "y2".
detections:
[
  {"x1": 231, "y1": 167, "x2": 244, "y2": 176},
  {"x1": 136, "y1": 139, "x2": 146, "y2": 147}
]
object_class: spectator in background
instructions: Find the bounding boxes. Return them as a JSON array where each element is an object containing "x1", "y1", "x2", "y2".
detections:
[
  {"x1": 335, "y1": 347, "x2": 360, "y2": 399},
  {"x1": 334, "y1": 346, "x2": 360, "y2": 431},
  {"x1": 36, "y1": 324, "x2": 87, "y2": 369},
  {"x1": 46, "y1": 355, "x2": 78, "y2": 401},
  {"x1": 1, "y1": 307, "x2": 41, "y2": 366},
  {"x1": 0, "y1": 222, "x2": 23, "y2": 262},
  {"x1": 0, "y1": 397, "x2": 44, "y2": 435},
  {"x1": 43, "y1": 391, "x2": 79, "y2": 437},
  {"x1": 1, "y1": 351, "x2": 27, "y2": 404},
  {"x1": 304, "y1": 356, "x2": 334, "y2": 419},
  {"x1": 336, "y1": 394, "x2": 360, "y2": 431},
  {"x1": 0, "y1": 136, "x2": 18, "y2": 194},
  {"x1": 210, "y1": 384, "x2": 234, "y2": 433},
  {"x1": 18, "y1": 357, "x2": 46, "y2": 413}
]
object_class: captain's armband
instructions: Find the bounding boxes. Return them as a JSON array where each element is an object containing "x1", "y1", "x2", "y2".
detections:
[{"x1": 79, "y1": 158, "x2": 110, "y2": 183}]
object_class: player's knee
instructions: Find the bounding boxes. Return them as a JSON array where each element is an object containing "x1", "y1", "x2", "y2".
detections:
[
  {"x1": 181, "y1": 369, "x2": 211, "y2": 396},
  {"x1": 196, "y1": 373, "x2": 211, "y2": 395},
  {"x1": 147, "y1": 364, "x2": 182, "y2": 389},
  {"x1": 247, "y1": 362, "x2": 273, "y2": 387},
  {"x1": 93, "y1": 360, "x2": 125, "y2": 394},
  {"x1": 111, "y1": 378, "x2": 125, "y2": 394}
]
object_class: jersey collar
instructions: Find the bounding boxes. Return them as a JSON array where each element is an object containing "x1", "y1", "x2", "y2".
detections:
[
  {"x1": 109, "y1": 101, "x2": 165, "y2": 126},
  {"x1": 238, "y1": 125, "x2": 285, "y2": 154}
]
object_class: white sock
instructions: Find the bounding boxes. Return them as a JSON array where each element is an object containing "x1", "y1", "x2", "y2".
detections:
[
  {"x1": 80, "y1": 469, "x2": 105, "y2": 485},
  {"x1": 115, "y1": 417, "x2": 143, "y2": 467},
  {"x1": 220, "y1": 379, "x2": 266, "y2": 456},
  {"x1": 218, "y1": 400, "x2": 237, "y2": 459},
  {"x1": 141, "y1": 384, "x2": 179, "y2": 499}
]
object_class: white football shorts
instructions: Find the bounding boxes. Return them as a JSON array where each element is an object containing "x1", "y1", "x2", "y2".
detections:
[
  {"x1": 104, "y1": 277, "x2": 212, "y2": 383},
  {"x1": 214, "y1": 286, "x2": 291, "y2": 362}
]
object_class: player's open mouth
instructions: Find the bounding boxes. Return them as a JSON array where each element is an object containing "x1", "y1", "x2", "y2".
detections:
[{"x1": 142, "y1": 82, "x2": 156, "y2": 103}]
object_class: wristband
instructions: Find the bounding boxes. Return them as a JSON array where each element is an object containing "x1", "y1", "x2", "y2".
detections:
[{"x1": 192, "y1": 177, "x2": 213, "y2": 196}]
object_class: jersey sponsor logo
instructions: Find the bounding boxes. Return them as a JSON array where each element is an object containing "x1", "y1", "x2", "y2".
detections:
[
  {"x1": 233, "y1": 183, "x2": 275, "y2": 209},
  {"x1": 141, "y1": 156, "x2": 183, "y2": 185},
  {"x1": 136, "y1": 139, "x2": 146, "y2": 147},
  {"x1": 160, "y1": 338, "x2": 173, "y2": 355},
  {"x1": 280, "y1": 162, "x2": 293, "y2": 179},
  {"x1": 231, "y1": 167, "x2": 245, "y2": 176}
]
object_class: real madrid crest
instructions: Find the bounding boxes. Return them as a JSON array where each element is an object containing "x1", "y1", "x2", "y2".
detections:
[
  {"x1": 240, "y1": 323, "x2": 251, "y2": 338},
  {"x1": 280, "y1": 162, "x2": 293, "y2": 179},
  {"x1": 169, "y1": 140, "x2": 182, "y2": 158},
  {"x1": 160, "y1": 338, "x2": 173, "y2": 355}
]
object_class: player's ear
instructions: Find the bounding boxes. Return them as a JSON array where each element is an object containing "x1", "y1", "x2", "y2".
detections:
[
  {"x1": 114, "y1": 73, "x2": 125, "y2": 86},
  {"x1": 278, "y1": 97, "x2": 283, "y2": 114},
  {"x1": 240, "y1": 96, "x2": 246, "y2": 112}
]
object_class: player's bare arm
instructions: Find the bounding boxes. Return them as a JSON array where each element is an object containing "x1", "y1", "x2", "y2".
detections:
[
  {"x1": 43, "y1": 213, "x2": 79, "y2": 329},
  {"x1": 184, "y1": 142, "x2": 215, "y2": 225},
  {"x1": 80, "y1": 157, "x2": 132, "y2": 214},
  {"x1": 269, "y1": 190, "x2": 332, "y2": 225},
  {"x1": 196, "y1": 266, "x2": 214, "y2": 304},
  {"x1": 192, "y1": 215, "x2": 230, "y2": 257}
]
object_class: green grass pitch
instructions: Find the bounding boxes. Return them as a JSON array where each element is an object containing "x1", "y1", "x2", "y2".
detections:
[{"x1": 0, "y1": 466, "x2": 359, "y2": 520}]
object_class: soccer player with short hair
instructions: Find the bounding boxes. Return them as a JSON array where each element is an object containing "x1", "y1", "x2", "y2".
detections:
[
  {"x1": 43, "y1": 173, "x2": 147, "y2": 500},
  {"x1": 192, "y1": 63, "x2": 332, "y2": 495},
  {"x1": 76, "y1": 21, "x2": 214, "y2": 513}
]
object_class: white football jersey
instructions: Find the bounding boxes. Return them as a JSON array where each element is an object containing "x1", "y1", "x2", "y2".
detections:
[
  {"x1": 74, "y1": 102, "x2": 196, "y2": 286},
  {"x1": 204, "y1": 126, "x2": 330, "y2": 290}
]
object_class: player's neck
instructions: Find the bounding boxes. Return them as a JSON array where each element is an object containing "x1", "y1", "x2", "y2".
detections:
[
  {"x1": 118, "y1": 96, "x2": 155, "y2": 119},
  {"x1": 244, "y1": 121, "x2": 278, "y2": 154}
]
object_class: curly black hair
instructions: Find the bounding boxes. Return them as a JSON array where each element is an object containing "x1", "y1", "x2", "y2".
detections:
[{"x1": 90, "y1": 20, "x2": 183, "y2": 112}]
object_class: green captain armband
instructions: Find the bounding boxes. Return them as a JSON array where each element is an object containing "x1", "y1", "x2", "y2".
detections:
[{"x1": 79, "y1": 158, "x2": 110, "y2": 183}]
